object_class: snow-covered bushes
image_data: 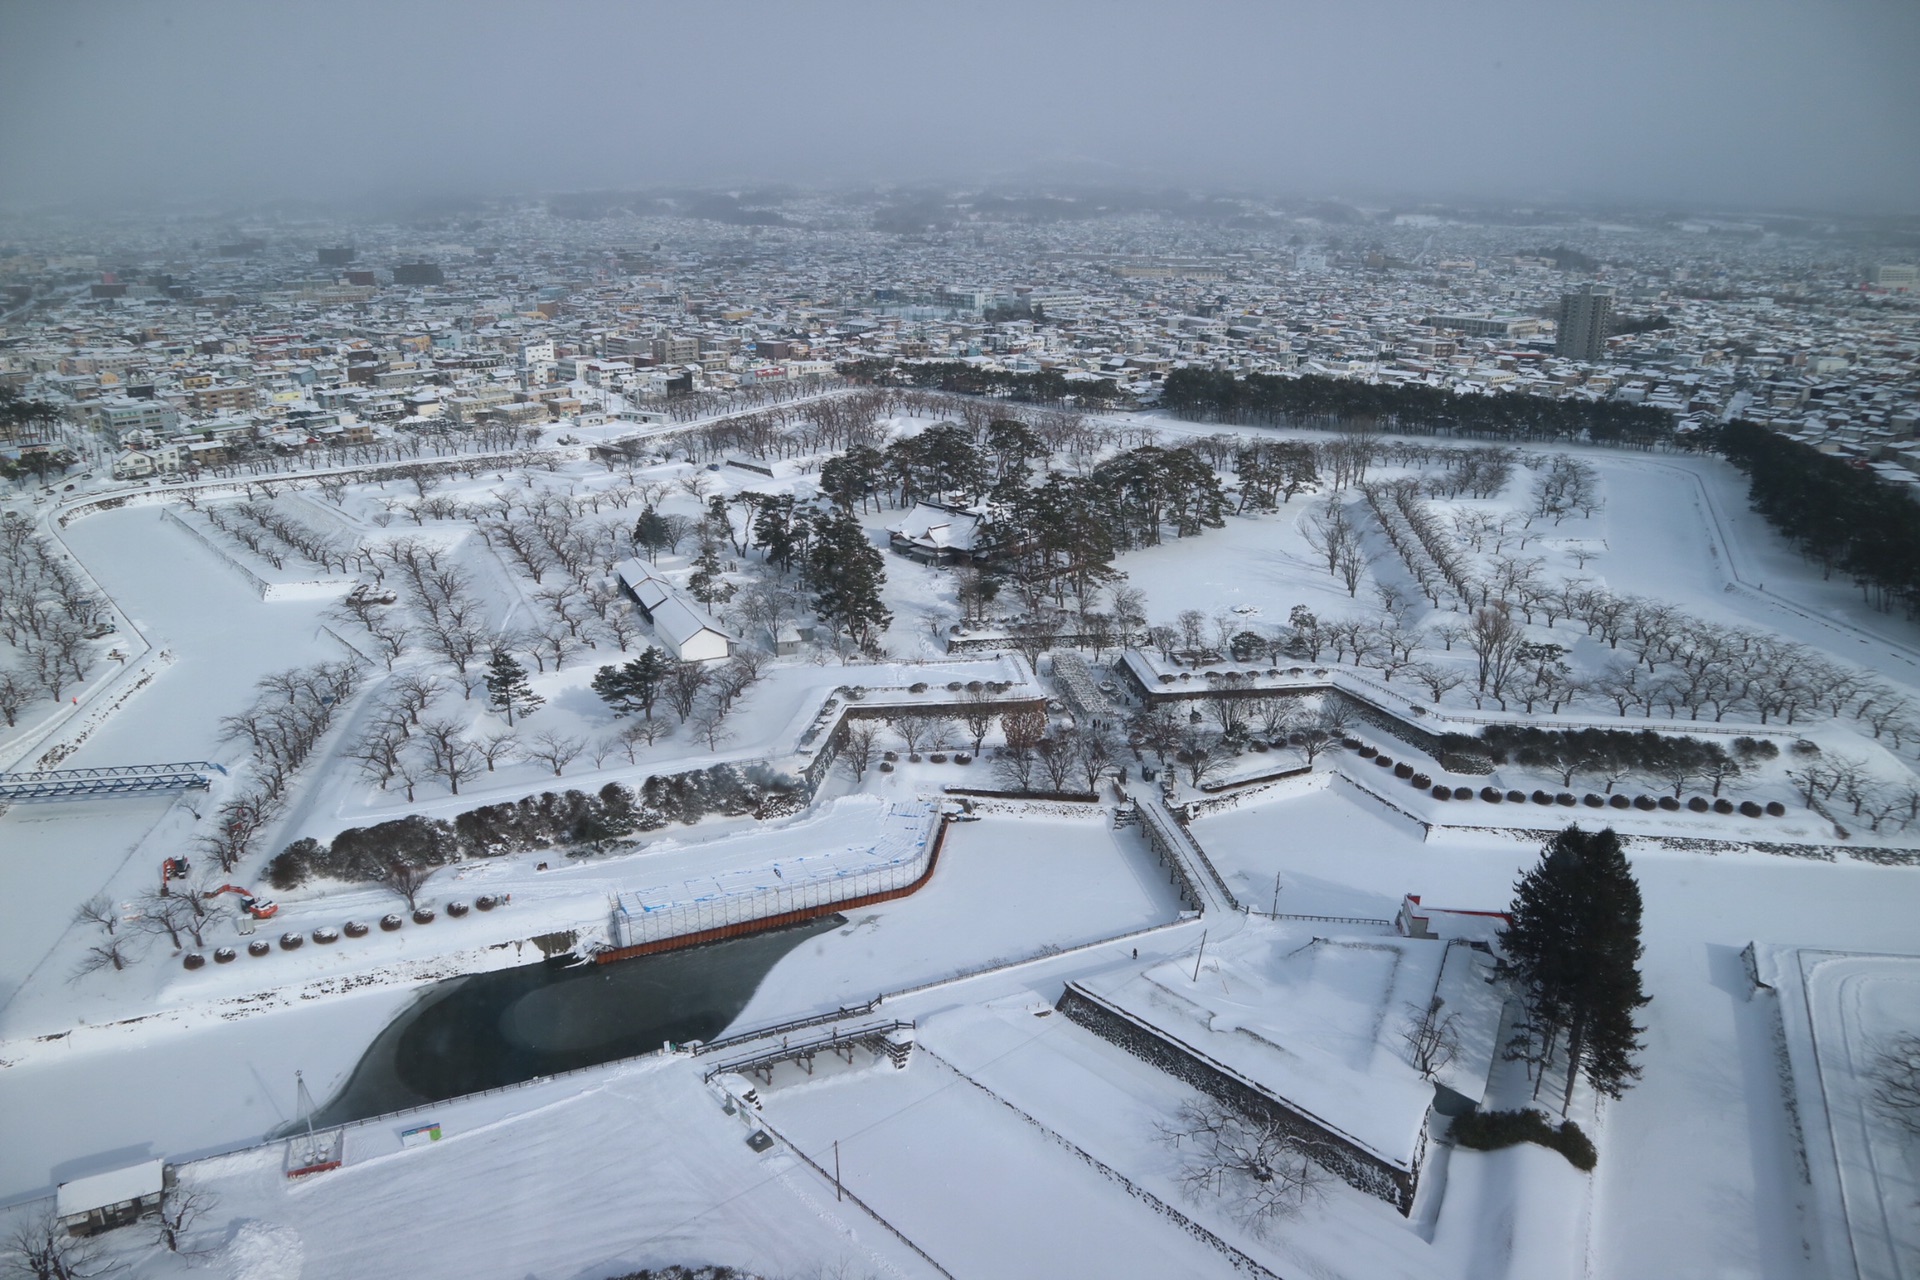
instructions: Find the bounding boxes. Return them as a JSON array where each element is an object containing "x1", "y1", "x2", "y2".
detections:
[
  {"x1": 1449, "y1": 1108, "x2": 1596, "y2": 1170},
  {"x1": 268, "y1": 766, "x2": 806, "y2": 889}
]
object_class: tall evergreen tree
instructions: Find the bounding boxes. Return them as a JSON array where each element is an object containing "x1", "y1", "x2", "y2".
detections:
[
  {"x1": 1500, "y1": 825, "x2": 1651, "y2": 1113},
  {"x1": 805, "y1": 508, "x2": 890, "y2": 649},
  {"x1": 591, "y1": 646, "x2": 670, "y2": 719},
  {"x1": 485, "y1": 650, "x2": 543, "y2": 725}
]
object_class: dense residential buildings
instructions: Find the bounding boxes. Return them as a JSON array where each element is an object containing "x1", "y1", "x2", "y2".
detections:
[{"x1": 0, "y1": 193, "x2": 1915, "y2": 496}]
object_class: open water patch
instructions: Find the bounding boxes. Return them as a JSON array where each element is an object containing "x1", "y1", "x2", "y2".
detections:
[{"x1": 291, "y1": 917, "x2": 839, "y2": 1130}]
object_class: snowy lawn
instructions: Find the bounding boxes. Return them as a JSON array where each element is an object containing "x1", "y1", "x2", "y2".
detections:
[
  {"x1": 729, "y1": 805, "x2": 1189, "y2": 1030},
  {"x1": 1190, "y1": 783, "x2": 1920, "y2": 1280},
  {"x1": 44, "y1": 1055, "x2": 943, "y2": 1280}
]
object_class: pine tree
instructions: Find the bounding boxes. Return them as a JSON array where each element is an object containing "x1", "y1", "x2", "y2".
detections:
[
  {"x1": 1500, "y1": 825, "x2": 1650, "y2": 1113},
  {"x1": 805, "y1": 508, "x2": 890, "y2": 648},
  {"x1": 591, "y1": 647, "x2": 670, "y2": 719},
  {"x1": 485, "y1": 650, "x2": 542, "y2": 725}
]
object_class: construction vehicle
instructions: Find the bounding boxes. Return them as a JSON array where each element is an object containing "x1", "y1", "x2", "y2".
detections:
[
  {"x1": 204, "y1": 884, "x2": 278, "y2": 920},
  {"x1": 159, "y1": 857, "x2": 190, "y2": 895}
]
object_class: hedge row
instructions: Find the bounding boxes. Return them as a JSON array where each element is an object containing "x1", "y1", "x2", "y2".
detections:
[
  {"x1": 268, "y1": 764, "x2": 803, "y2": 890},
  {"x1": 1450, "y1": 1108, "x2": 1597, "y2": 1170}
]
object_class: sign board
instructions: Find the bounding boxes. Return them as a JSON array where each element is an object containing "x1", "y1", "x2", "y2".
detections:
[{"x1": 398, "y1": 1121, "x2": 442, "y2": 1148}]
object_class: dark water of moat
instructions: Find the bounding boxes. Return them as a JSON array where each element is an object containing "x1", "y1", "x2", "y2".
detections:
[{"x1": 283, "y1": 917, "x2": 840, "y2": 1132}]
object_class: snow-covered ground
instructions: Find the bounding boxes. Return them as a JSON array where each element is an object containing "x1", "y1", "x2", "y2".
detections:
[
  {"x1": 1753, "y1": 945, "x2": 1920, "y2": 1280},
  {"x1": 4, "y1": 412, "x2": 1920, "y2": 1279}
]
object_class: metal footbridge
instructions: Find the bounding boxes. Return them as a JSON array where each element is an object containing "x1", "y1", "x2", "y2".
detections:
[{"x1": 0, "y1": 761, "x2": 224, "y2": 801}]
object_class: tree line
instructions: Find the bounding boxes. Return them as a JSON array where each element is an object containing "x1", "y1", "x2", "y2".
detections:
[
  {"x1": 267, "y1": 765, "x2": 801, "y2": 892},
  {"x1": 1160, "y1": 368, "x2": 1680, "y2": 448},
  {"x1": 839, "y1": 358, "x2": 1132, "y2": 407},
  {"x1": 1715, "y1": 419, "x2": 1920, "y2": 616}
]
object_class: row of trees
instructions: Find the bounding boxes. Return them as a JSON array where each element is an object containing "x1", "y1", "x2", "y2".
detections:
[
  {"x1": 203, "y1": 660, "x2": 363, "y2": 874},
  {"x1": 1716, "y1": 419, "x2": 1920, "y2": 616},
  {"x1": 0, "y1": 510, "x2": 109, "y2": 725},
  {"x1": 1480, "y1": 725, "x2": 1778, "y2": 796},
  {"x1": 1160, "y1": 368, "x2": 1680, "y2": 447},
  {"x1": 267, "y1": 765, "x2": 800, "y2": 891},
  {"x1": 840, "y1": 357, "x2": 1132, "y2": 407}
]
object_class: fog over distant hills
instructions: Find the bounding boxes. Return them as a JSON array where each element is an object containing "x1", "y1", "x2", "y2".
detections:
[{"x1": 1, "y1": 0, "x2": 1916, "y2": 214}]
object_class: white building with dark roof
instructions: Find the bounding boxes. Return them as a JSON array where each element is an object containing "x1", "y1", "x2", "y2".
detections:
[{"x1": 614, "y1": 559, "x2": 734, "y2": 662}]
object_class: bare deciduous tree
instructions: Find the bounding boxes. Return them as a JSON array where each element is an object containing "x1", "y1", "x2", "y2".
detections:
[
  {"x1": 841, "y1": 721, "x2": 880, "y2": 779},
  {"x1": 890, "y1": 712, "x2": 951, "y2": 756},
  {"x1": 73, "y1": 894, "x2": 119, "y2": 936},
  {"x1": 1402, "y1": 996, "x2": 1461, "y2": 1080},
  {"x1": 3, "y1": 1205, "x2": 120, "y2": 1278},
  {"x1": 377, "y1": 854, "x2": 432, "y2": 911},
  {"x1": 523, "y1": 730, "x2": 585, "y2": 777},
  {"x1": 1157, "y1": 1098, "x2": 1327, "y2": 1235},
  {"x1": 1870, "y1": 1031, "x2": 1920, "y2": 1137}
]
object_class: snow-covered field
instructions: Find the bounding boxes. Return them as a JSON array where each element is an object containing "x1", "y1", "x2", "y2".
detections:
[{"x1": 3, "y1": 409, "x2": 1919, "y2": 1279}]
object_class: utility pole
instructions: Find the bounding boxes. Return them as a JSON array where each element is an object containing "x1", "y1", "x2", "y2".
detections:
[
  {"x1": 833, "y1": 1140, "x2": 842, "y2": 1201},
  {"x1": 1192, "y1": 929, "x2": 1208, "y2": 983},
  {"x1": 1271, "y1": 872, "x2": 1282, "y2": 917}
]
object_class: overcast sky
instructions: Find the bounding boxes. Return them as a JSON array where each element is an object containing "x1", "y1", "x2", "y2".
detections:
[{"x1": 2, "y1": 0, "x2": 1916, "y2": 213}]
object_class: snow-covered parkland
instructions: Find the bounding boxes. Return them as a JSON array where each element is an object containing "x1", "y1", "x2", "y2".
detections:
[{"x1": 1, "y1": 397, "x2": 1917, "y2": 1280}]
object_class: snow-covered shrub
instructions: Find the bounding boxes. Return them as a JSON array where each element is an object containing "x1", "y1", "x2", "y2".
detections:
[{"x1": 1450, "y1": 1109, "x2": 1596, "y2": 1170}]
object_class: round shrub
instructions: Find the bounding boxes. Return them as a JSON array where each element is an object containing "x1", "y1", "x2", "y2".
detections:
[
  {"x1": 1432, "y1": 784, "x2": 1452, "y2": 799},
  {"x1": 1609, "y1": 795, "x2": 1632, "y2": 809},
  {"x1": 412, "y1": 908, "x2": 436, "y2": 925},
  {"x1": 1687, "y1": 797, "x2": 1710, "y2": 813},
  {"x1": 1632, "y1": 795, "x2": 1657, "y2": 811},
  {"x1": 1584, "y1": 794, "x2": 1605, "y2": 808},
  {"x1": 312, "y1": 926, "x2": 340, "y2": 944},
  {"x1": 966, "y1": 680, "x2": 983, "y2": 692},
  {"x1": 955, "y1": 753, "x2": 972, "y2": 765},
  {"x1": 183, "y1": 953, "x2": 205, "y2": 970},
  {"x1": 1481, "y1": 786, "x2": 1503, "y2": 803},
  {"x1": 1411, "y1": 773, "x2": 1430, "y2": 788},
  {"x1": 446, "y1": 901, "x2": 469, "y2": 918},
  {"x1": 344, "y1": 920, "x2": 370, "y2": 936},
  {"x1": 1765, "y1": 801, "x2": 1786, "y2": 817},
  {"x1": 1343, "y1": 737, "x2": 1362, "y2": 750},
  {"x1": 1357, "y1": 744, "x2": 1377, "y2": 758},
  {"x1": 1452, "y1": 786, "x2": 1473, "y2": 800},
  {"x1": 1251, "y1": 740, "x2": 1269, "y2": 753},
  {"x1": 1506, "y1": 789, "x2": 1526, "y2": 803},
  {"x1": 1394, "y1": 762, "x2": 1414, "y2": 779},
  {"x1": 380, "y1": 914, "x2": 404, "y2": 931},
  {"x1": 929, "y1": 752, "x2": 948, "y2": 764},
  {"x1": 248, "y1": 940, "x2": 271, "y2": 957},
  {"x1": 279, "y1": 932, "x2": 304, "y2": 951},
  {"x1": 946, "y1": 681, "x2": 962, "y2": 691},
  {"x1": 474, "y1": 897, "x2": 497, "y2": 912},
  {"x1": 1657, "y1": 796, "x2": 1679, "y2": 811},
  {"x1": 883, "y1": 750, "x2": 898, "y2": 762},
  {"x1": 214, "y1": 946, "x2": 237, "y2": 963},
  {"x1": 1533, "y1": 790, "x2": 1554, "y2": 806},
  {"x1": 1375, "y1": 755, "x2": 1394, "y2": 768},
  {"x1": 1713, "y1": 798, "x2": 1735, "y2": 814},
  {"x1": 1556, "y1": 793, "x2": 1576, "y2": 806},
  {"x1": 878, "y1": 761, "x2": 894, "y2": 773},
  {"x1": 1739, "y1": 800, "x2": 1764, "y2": 817}
]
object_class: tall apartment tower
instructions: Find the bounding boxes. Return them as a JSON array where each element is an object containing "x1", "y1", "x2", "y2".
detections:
[{"x1": 1556, "y1": 283, "x2": 1614, "y2": 362}]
